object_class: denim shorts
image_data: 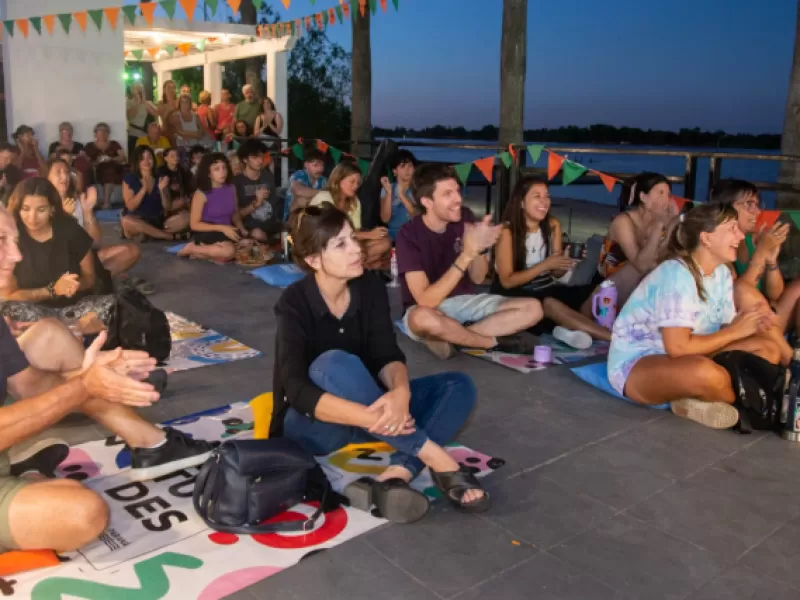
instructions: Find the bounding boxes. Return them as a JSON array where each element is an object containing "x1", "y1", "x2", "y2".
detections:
[{"x1": 402, "y1": 294, "x2": 507, "y2": 342}]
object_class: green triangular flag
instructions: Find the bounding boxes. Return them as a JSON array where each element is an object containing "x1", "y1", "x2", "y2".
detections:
[
  {"x1": 252, "y1": 0, "x2": 264, "y2": 9},
  {"x1": 206, "y1": 0, "x2": 219, "y2": 16},
  {"x1": 160, "y1": 0, "x2": 177, "y2": 19},
  {"x1": 88, "y1": 9, "x2": 104, "y2": 31},
  {"x1": 351, "y1": 0, "x2": 359, "y2": 21},
  {"x1": 310, "y1": 0, "x2": 316, "y2": 4},
  {"x1": 250, "y1": 36, "x2": 255, "y2": 42},
  {"x1": 241, "y1": 39, "x2": 246, "y2": 45},
  {"x1": 787, "y1": 211, "x2": 800, "y2": 231},
  {"x1": 196, "y1": 39, "x2": 207, "y2": 51},
  {"x1": 335, "y1": 5, "x2": 344, "y2": 23},
  {"x1": 131, "y1": 49, "x2": 144, "y2": 60},
  {"x1": 57, "y1": 13, "x2": 71, "y2": 34},
  {"x1": 330, "y1": 147, "x2": 342, "y2": 163},
  {"x1": 498, "y1": 152, "x2": 512, "y2": 169},
  {"x1": 454, "y1": 163, "x2": 472, "y2": 185},
  {"x1": 391, "y1": 0, "x2": 399, "y2": 9},
  {"x1": 322, "y1": 10, "x2": 329, "y2": 26},
  {"x1": 290, "y1": 21, "x2": 295, "y2": 35},
  {"x1": 357, "y1": 158, "x2": 370, "y2": 177},
  {"x1": 2, "y1": 21, "x2": 12, "y2": 37},
  {"x1": 165, "y1": 44, "x2": 176, "y2": 57},
  {"x1": 527, "y1": 144, "x2": 544, "y2": 164},
  {"x1": 292, "y1": 144, "x2": 304, "y2": 160},
  {"x1": 29, "y1": 16, "x2": 42, "y2": 35},
  {"x1": 369, "y1": 0, "x2": 377, "y2": 15},
  {"x1": 561, "y1": 160, "x2": 588, "y2": 186},
  {"x1": 122, "y1": 5, "x2": 138, "y2": 25}
]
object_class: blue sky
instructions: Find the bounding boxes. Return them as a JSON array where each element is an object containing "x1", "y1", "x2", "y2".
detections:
[{"x1": 183, "y1": 0, "x2": 798, "y2": 133}]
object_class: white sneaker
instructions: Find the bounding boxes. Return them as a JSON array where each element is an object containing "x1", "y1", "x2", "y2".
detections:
[
  {"x1": 553, "y1": 326, "x2": 593, "y2": 350},
  {"x1": 670, "y1": 399, "x2": 739, "y2": 430}
]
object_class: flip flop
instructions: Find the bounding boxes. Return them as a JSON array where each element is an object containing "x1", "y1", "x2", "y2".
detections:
[
  {"x1": 344, "y1": 477, "x2": 430, "y2": 524},
  {"x1": 431, "y1": 467, "x2": 491, "y2": 513}
]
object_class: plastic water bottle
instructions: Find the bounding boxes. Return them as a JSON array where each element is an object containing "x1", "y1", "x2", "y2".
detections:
[
  {"x1": 592, "y1": 280, "x2": 617, "y2": 329},
  {"x1": 387, "y1": 249, "x2": 399, "y2": 288},
  {"x1": 782, "y1": 349, "x2": 800, "y2": 441}
]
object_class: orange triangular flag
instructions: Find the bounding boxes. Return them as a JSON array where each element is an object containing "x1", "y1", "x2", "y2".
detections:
[
  {"x1": 226, "y1": 0, "x2": 242, "y2": 15},
  {"x1": 42, "y1": 14, "x2": 56, "y2": 35},
  {"x1": 305, "y1": 16, "x2": 311, "y2": 30},
  {"x1": 104, "y1": 7, "x2": 120, "y2": 30},
  {"x1": 179, "y1": 0, "x2": 197, "y2": 21},
  {"x1": 473, "y1": 157, "x2": 495, "y2": 182},
  {"x1": 756, "y1": 210, "x2": 781, "y2": 230},
  {"x1": 139, "y1": 2, "x2": 157, "y2": 25},
  {"x1": 671, "y1": 195, "x2": 690, "y2": 213},
  {"x1": 315, "y1": 12, "x2": 323, "y2": 29},
  {"x1": 207, "y1": 36, "x2": 217, "y2": 42},
  {"x1": 263, "y1": 152, "x2": 272, "y2": 167},
  {"x1": 342, "y1": 3, "x2": 350, "y2": 18},
  {"x1": 359, "y1": 0, "x2": 367, "y2": 17},
  {"x1": 147, "y1": 47, "x2": 160, "y2": 58},
  {"x1": 15, "y1": 19, "x2": 28, "y2": 38},
  {"x1": 379, "y1": 0, "x2": 387, "y2": 10},
  {"x1": 547, "y1": 152, "x2": 564, "y2": 180},
  {"x1": 329, "y1": 7, "x2": 336, "y2": 24},
  {"x1": 508, "y1": 144, "x2": 517, "y2": 164},
  {"x1": 591, "y1": 170, "x2": 617, "y2": 193},
  {"x1": 178, "y1": 42, "x2": 192, "y2": 55},
  {"x1": 317, "y1": 140, "x2": 329, "y2": 153},
  {"x1": 281, "y1": 0, "x2": 290, "y2": 8}
]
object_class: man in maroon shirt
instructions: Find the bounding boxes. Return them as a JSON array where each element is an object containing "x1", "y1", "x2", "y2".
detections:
[{"x1": 396, "y1": 164, "x2": 543, "y2": 359}]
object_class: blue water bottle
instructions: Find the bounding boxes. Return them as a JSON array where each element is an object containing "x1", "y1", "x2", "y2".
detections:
[{"x1": 782, "y1": 349, "x2": 800, "y2": 441}]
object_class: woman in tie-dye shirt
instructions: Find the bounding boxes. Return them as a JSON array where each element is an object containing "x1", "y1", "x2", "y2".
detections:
[{"x1": 608, "y1": 203, "x2": 786, "y2": 429}]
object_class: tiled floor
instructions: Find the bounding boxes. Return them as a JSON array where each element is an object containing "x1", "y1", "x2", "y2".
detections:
[{"x1": 46, "y1": 232, "x2": 800, "y2": 599}]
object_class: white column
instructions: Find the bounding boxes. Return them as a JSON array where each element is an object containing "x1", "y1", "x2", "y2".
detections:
[
  {"x1": 266, "y1": 49, "x2": 289, "y2": 184},
  {"x1": 204, "y1": 62, "x2": 222, "y2": 103}
]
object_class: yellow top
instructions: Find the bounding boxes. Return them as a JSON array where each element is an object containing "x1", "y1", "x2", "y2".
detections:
[
  {"x1": 309, "y1": 190, "x2": 362, "y2": 230},
  {"x1": 136, "y1": 135, "x2": 172, "y2": 167}
]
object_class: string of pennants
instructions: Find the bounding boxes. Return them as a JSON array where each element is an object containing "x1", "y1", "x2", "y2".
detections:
[
  {"x1": 1, "y1": 0, "x2": 399, "y2": 42},
  {"x1": 286, "y1": 138, "x2": 373, "y2": 177}
]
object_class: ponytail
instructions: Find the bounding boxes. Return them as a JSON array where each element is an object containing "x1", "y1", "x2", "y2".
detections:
[{"x1": 664, "y1": 214, "x2": 708, "y2": 302}]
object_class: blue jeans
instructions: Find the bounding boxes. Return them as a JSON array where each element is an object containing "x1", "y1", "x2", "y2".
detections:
[{"x1": 283, "y1": 350, "x2": 477, "y2": 477}]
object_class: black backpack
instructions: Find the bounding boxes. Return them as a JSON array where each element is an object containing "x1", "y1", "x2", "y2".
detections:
[
  {"x1": 714, "y1": 350, "x2": 787, "y2": 433},
  {"x1": 103, "y1": 288, "x2": 171, "y2": 364}
]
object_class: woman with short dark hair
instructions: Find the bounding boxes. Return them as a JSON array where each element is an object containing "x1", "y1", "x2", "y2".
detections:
[{"x1": 84, "y1": 122, "x2": 126, "y2": 209}]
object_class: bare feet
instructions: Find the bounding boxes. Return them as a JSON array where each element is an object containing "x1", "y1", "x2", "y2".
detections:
[
  {"x1": 376, "y1": 465, "x2": 413, "y2": 483},
  {"x1": 177, "y1": 242, "x2": 196, "y2": 257},
  {"x1": 418, "y1": 441, "x2": 485, "y2": 505}
]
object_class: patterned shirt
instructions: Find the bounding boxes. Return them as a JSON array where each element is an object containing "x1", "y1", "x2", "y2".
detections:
[
  {"x1": 607, "y1": 259, "x2": 736, "y2": 394},
  {"x1": 284, "y1": 170, "x2": 327, "y2": 221}
]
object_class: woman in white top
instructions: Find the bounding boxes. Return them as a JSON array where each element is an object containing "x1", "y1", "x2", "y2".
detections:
[
  {"x1": 492, "y1": 176, "x2": 611, "y2": 343},
  {"x1": 127, "y1": 82, "x2": 159, "y2": 156},
  {"x1": 309, "y1": 162, "x2": 391, "y2": 270},
  {"x1": 169, "y1": 95, "x2": 209, "y2": 150}
]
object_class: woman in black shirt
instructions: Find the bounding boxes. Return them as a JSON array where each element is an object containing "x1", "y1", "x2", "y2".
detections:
[
  {"x1": 274, "y1": 205, "x2": 490, "y2": 522},
  {"x1": 0, "y1": 179, "x2": 114, "y2": 327}
]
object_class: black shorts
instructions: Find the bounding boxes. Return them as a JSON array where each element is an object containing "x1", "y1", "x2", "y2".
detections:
[
  {"x1": 489, "y1": 280, "x2": 596, "y2": 335},
  {"x1": 242, "y1": 216, "x2": 282, "y2": 237},
  {"x1": 123, "y1": 212, "x2": 165, "y2": 230},
  {"x1": 192, "y1": 231, "x2": 231, "y2": 245}
]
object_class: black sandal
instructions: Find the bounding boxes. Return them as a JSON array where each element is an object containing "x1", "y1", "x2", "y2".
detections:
[
  {"x1": 431, "y1": 467, "x2": 491, "y2": 513},
  {"x1": 344, "y1": 477, "x2": 430, "y2": 524}
]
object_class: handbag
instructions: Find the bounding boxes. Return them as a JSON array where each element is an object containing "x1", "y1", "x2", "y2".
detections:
[{"x1": 192, "y1": 438, "x2": 333, "y2": 534}]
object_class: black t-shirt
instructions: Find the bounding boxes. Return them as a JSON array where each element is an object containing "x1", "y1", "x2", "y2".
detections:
[
  {"x1": 233, "y1": 170, "x2": 278, "y2": 223},
  {"x1": 48, "y1": 141, "x2": 84, "y2": 156},
  {"x1": 157, "y1": 165, "x2": 192, "y2": 202},
  {"x1": 14, "y1": 216, "x2": 94, "y2": 308},
  {"x1": 0, "y1": 319, "x2": 28, "y2": 400}
]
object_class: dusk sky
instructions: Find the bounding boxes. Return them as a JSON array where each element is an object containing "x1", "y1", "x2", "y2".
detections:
[{"x1": 271, "y1": 0, "x2": 797, "y2": 134}]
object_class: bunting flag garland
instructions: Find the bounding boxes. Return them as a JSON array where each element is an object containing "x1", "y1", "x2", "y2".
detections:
[
  {"x1": 454, "y1": 163, "x2": 473, "y2": 186},
  {"x1": 73, "y1": 11, "x2": 88, "y2": 32},
  {"x1": 165, "y1": 44, "x2": 176, "y2": 57},
  {"x1": 195, "y1": 38, "x2": 207, "y2": 51},
  {"x1": 561, "y1": 160, "x2": 588, "y2": 186},
  {"x1": 357, "y1": 158, "x2": 370, "y2": 177},
  {"x1": 57, "y1": 13, "x2": 72, "y2": 34},
  {"x1": 592, "y1": 170, "x2": 618, "y2": 193},
  {"x1": 15, "y1": 19, "x2": 29, "y2": 38},
  {"x1": 473, "y1": 157, "x2": 495, "y2": 182},
  {"x1": 42, "y1": 14, "x2": 55, "y2": 35},
  {"x1": 547, "y1": 152, "x2": 565, "y2": 180},
  {"x1": 528, "y1": 144, "x2": 544, "y2": 164},
  {"x1": 316, "y1": 140, "x2": 329, "y2": 153},
  {"x1": 177, "y1": 42, "x2": 192, "y2": 55},
  {"x1": 335, "y1": 5, "x2": 344, "y2": 23},
  {"x1": 251, "y1": 0, "x2": 264, "y2": 9},
  {"x1": 282, "y1": 0, "x2": 291, "y2": 8},
  {"x1": 226, "y1": 0, "x2": 242, "y2": 15},
  {"x1": 121, "y1": 4, "x2": 138, "y2": 25},
  {"x1": 379, "y1": 0, "x2": 387, "y2": 11},
  {"x1": 329, "y1": 147, "x2": 342, "y2": 163},
  {"x1": 160, "y1": 0, "x2": 177, "y2": 20},
  {"x1": 104, "y1": 7, "x2": 120, "y2": 29},
  {"x1": 28, "y1": 16, "x2": 42, "y2": 36},
  {"x1": 292, "y1": 144, "x2": 304, "y2": 161},
  {"x1": 392, "y1": 0, "x2": 399, "y2": 9},
  {"x1": 756, "y1": 209, "x2": 781, "y2": 230},
  {"x1": 131, "y1": 49, "x2": 144, "y2": 60},
  {"x1": 139, "y1": 1, "x2": 157, "y2": 25},
  {"x1": 2, "y1": 21, "x2": 12, "y2": 37},
  {"x1": 359, "y1": 0, "x2": 367, "y2": 17},
  {"x1": 498, "y1": 151, "x2": 512, "y2": 169},
  {"x1": 508, "y1": 144, "x2": 517, "y2": 164},
  {"x1": 329, "y1": 7, "x2": 337, "y2": 24},
  {"x1": 147, "y1": 47, "x2": 159, "y2": 58},
  {"x1": 342, "y1": 2, "x2": 350, "y2": 18},
  {"x1": 671, "y1": 195, "x2": 691, "y2": 213},
  {"x1": 205, "y1": 0, "x2": 219, "y2": 17},
  {"x1": 178, "y1": 0, "x2": 198, "y2": 21},
  {"x1": 788, "y1": 212, "x2": 800, "y2": 230},
  {"x1": 88, "y1": 9, "x2": 104, "y2": 32},
  {"x1": 315, "y1": 12, "x2": 324, "y2": 29}
]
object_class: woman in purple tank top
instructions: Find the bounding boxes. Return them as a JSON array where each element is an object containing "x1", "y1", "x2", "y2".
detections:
[{"x1": 178, "y1": 152, "x2": 245, "y2": 262}]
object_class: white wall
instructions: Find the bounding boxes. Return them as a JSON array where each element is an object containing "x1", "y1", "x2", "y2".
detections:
[{"x1": 1, "y1": 0, "x2": 126, "y2": 152}]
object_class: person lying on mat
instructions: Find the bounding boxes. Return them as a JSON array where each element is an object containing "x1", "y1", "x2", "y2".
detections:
[
  {"x1": 310, "y1": 162, "x2": 392, "y2": 270},
  {"x1": 492, "y1": 176, "x2": 611, "y2": 347},
  {"x1": 0, "y1": 206, "x2": 215, "y2": 554},
  {"x1": 273, "y1": 204, "x2": 489, "y2": 522},
  {"x1": 581, "y1": 172, "x2": 677, "y2": 318},
  {"x1": 396, "y1": 163, "x2": 542, "y2": 360},
  {"x1": 607, "y1": 203, "x2": 788, "y2": 429},
  {"x1": 121, "y1": 146, "x2": 190, "y2": 242},
  {"x1": 47, "y1": 159, "x2": 145, "y2": 291},
  {"x1": 710, "y1": 179, "x2": 800, "y2": 341},
  {"x1": 178, "y1": 152, "x2": 245, "y2": 262}
]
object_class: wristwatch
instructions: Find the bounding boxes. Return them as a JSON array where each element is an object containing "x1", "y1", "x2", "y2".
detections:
[{"x1": 46, "y1": 282, "x2": 56, "y2": 299}]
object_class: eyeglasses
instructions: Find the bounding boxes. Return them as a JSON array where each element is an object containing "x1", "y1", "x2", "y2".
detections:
[{"x1": 736, "y1": 199, "x2": 761, "y2": 212}]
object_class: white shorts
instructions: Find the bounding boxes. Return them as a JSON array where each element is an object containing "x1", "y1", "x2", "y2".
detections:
[{"x1": 402, "y1": 294, "x2": 507, "y2": 342}]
